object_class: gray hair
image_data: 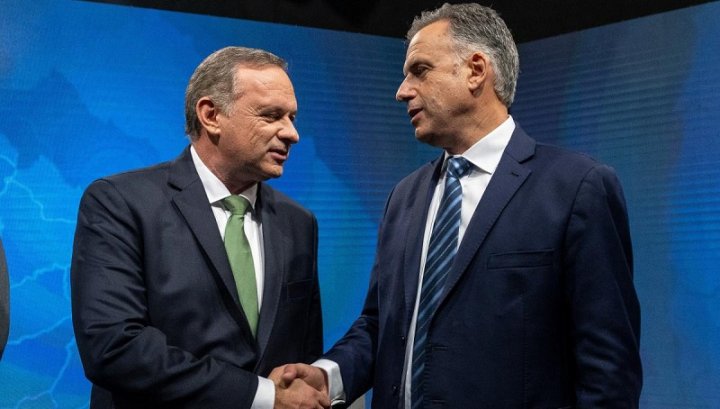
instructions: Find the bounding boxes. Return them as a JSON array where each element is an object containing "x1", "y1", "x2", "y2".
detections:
[
  {"x1": 407, "y1": 3, "x2": 519, "y2": 107},
  {"x1": 184, "y1": 46, "x2": 288, "y2": 139}
]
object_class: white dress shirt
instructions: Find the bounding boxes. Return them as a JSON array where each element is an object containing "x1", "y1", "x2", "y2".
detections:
[
  {"x1": 315, "y1": 116, "x2": 516, "y2": 407},
  {"x1": 190, "y1": 146, "x2": 275, "y2": 409}
]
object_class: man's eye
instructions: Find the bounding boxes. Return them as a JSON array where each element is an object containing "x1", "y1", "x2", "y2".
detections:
[{"x1": 413, "y1": 65, "x2": 429, "y2": 76}]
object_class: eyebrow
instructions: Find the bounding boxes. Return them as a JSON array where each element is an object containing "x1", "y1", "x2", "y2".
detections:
[
  {"x1": 258, "y1": 105, "x2": 297, "y2": 117},
  {"x1": 403, "y1": 58, "x2": 420, "y2": 75},
  {"x1": 405, "y1": 59, "x2": 429, "y2": 75}
]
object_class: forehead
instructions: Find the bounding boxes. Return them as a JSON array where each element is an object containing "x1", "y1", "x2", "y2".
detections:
[
  {"x1": 233, "y1": 66, "x2": 295, "y2": 96},
  {"x1": 235, "y1": 65, "x2": 293, "y2": 95},
  {"x1": 404, "y1": 20, "x2": 456, "y2": 70}
]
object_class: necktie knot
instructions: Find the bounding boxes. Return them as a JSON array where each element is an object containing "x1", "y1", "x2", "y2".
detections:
[
  {"x1": 446, "y1": 156, "x2": 471, "y2": 179},
  {"x1": 223, "y1": 195, "x2": 250, "y2": 216}
]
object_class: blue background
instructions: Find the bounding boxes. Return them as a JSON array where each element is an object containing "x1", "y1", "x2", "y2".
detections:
[{"x1": 0, "y1": 0, "x2": 718, "y2": 407}]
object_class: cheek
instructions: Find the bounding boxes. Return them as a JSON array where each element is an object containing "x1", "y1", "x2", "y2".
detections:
[
  {"x1": 426, "y1": 94, "x2": 451, "y2": 118},
  {"x1": 423, "y1": 82, "x2": 448, "y2": 109},
  {"x1": 247, "y1": 124, "x2": 274, "y2": 143},
  {"x1": 232, "y1": 129, "x2": 264, "y2": 155}
]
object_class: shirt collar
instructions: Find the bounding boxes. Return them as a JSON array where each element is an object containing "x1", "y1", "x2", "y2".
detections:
[
  {"x1": 190, "y1": 145, "x2": 258, "y2": 209},
  {"x1": 445, "y1": 115, "x2": 515, "y2": 175}
]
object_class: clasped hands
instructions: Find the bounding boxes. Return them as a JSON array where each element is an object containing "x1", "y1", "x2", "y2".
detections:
[{"x1": 269, "y1": 363, "x2": 330, "y2": 409}]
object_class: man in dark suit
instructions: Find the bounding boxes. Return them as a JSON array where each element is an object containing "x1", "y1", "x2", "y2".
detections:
[
  {"x1": 71, "y1": 47, "x2": 328, "y2": 409},
  {"x1": 280, "y1": 4, "x2": 641, "y2": 408},
  {"x1": 0, "y1": 238, "x2": 8, "y2": 359}
]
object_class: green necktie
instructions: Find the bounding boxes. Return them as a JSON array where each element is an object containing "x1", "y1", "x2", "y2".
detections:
[{"x1": 222, "y1": 195, "x2": 259, "y2": 337}]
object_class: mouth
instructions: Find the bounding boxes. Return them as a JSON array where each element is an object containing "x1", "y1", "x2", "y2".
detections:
[
  {"x1": 268, "y1": 147, "x2": 289, "y2": 162},
  {"x1": 408, "y1": 107, "x2": 422, "y2": 124}
]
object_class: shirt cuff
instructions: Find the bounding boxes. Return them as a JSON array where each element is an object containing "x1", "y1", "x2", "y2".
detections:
[
  {"x1": 313, "y1": 358, "x2": 346, "y2": 405},
  {"x1": 250, "y1": 376, "x2": 275, "y2": 409}
]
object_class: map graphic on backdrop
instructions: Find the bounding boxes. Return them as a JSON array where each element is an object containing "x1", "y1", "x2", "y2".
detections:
[
  {"x1": 0, "y1": 1, "x2": 432, "y2": 406},
  {"x1": 1, "y1": 0, "x2": 720, "y2": 407}
]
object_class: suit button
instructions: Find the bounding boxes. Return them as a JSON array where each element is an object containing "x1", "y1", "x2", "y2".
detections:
[
  {"x1": 392, "y1": 385, "x2": 399, "y2": 396},
  {"x1": 401, "y1": 335, "x2": 406, "y2": 343}
]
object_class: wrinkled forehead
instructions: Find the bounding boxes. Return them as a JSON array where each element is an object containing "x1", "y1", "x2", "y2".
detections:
[{"x1": 233, "y1": 66, "x2": 295, "y2": 94}]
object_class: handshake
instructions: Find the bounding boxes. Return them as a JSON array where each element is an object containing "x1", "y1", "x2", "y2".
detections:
[{"x1": 269, "y1": 363, "x2": 334, "y2": 409}]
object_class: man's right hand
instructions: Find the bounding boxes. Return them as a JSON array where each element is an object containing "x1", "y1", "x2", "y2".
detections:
[
  {"x1": 280, "y1": 363, "x2": 329, "y2": 396},
  {"x1": 274, "y1": 378, "x2": 329, "y2": 409},
  {"x1": 270, "y1": 364, "x2": 330, "y2": 409}
]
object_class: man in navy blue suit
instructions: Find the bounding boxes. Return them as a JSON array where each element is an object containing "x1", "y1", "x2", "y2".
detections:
[
  {"x1": 71, "y1": 47, "x2": 328, "y2": 409},
  {"x1": 280, "y1": 3, "x2": 642, "y2": 408}
]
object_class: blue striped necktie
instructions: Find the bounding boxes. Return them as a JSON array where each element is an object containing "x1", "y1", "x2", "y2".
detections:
[{"x1": 411, "y1": 156, "x2": 471, "y2": 409}]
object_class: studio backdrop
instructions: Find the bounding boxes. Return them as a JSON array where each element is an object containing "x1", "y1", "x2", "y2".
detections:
[{"x1": 0, "y1": 0, "x2": 719, "y2": 407}]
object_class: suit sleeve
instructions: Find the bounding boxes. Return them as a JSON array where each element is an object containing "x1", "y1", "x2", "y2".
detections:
[
  {"x1": 564, "y1": 165, "x2": 642, "y2": 408},
  {"x1": 71, "y1": 179, "x2": 258, "y2": 408}
]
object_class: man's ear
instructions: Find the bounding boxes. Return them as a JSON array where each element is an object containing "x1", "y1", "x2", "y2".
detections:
[
  {"x1": 468, "y1": 52, "x2": 490, "y2": 93},
  {"x1": 196, "y1": 97, "x2": 221, "y2": 136}
]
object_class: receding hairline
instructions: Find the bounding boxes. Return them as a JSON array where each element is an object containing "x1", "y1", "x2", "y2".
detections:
[{"x1": 227, "y1": 62, "x2": 293, "y2": 94}]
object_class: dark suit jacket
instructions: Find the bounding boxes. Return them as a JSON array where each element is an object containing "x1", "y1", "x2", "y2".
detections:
[
  {"x1": 71, "y1": 147, "x2": 322, "y2": 408},
  {"x1": 325, "y1": 125, "x2": 641, "y2": 408}
]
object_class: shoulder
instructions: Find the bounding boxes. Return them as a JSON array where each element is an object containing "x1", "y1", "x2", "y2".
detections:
[
  {"x1": 511, "y1": 123, "x2": 608, "y2": 177},
  {"x1": 533, "y1": 143, "x2": 619, "y2": 183},
  {"x1": 535, "y1": 142, "x2": 598, "y2": 168},
  {"x1": 84, "y1": 147, "x2": 194, "y2": 195},
  {"x1": 80, "y1": 160, "x2": 175, "y2": 209},
  {"x1": 529, "y1": 143, "x2": 626, "y2": 212},
  {"x1": 99, "y1": 160, "x2": 173, "y2": 189}
]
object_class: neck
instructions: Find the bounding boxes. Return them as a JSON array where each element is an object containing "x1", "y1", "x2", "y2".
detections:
[
  {"x1": 446, "y1": 104, "x2": 508, "y2": 155},
  {"x1": 192, "y1": 138, "x2": 254, "y2": 195}
]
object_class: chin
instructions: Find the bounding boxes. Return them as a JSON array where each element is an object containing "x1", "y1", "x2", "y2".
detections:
[
  {"x1": 265, "y1": 167, "x2": 284, "y2": 180},
  {"x1": 414, "y1": 130, "x2": 436, "y2": 146}
]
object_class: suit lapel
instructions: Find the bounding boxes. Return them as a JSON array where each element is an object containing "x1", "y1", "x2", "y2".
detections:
[
  {"x1": 437, "y1": 127, "x2": 535, "y2": 307},
  {"x1": 255, "y1": 184, "x2": 286, "y2": 362},
  {"x1": 168, "y1": 148, "x2": 245, "y2": 317},
  {"x1": 403, "y1": 158, "x2": 443, "y2": 326}
]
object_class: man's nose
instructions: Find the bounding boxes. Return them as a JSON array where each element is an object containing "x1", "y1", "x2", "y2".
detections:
[
  {"x1": 396, "y1": 78, "x2": 414, "y2": 102},
  {"x1": 279, "y1": 119, "x2": 299, "y2": 144}
]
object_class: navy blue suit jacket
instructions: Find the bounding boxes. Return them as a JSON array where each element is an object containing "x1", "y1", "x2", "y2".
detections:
[
  {"x1": 325, "y1": 125, "x2": 641, "y2": 408},
  {"x1": 71, "y1": 147, "x2": 322, "y2": 408}
]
